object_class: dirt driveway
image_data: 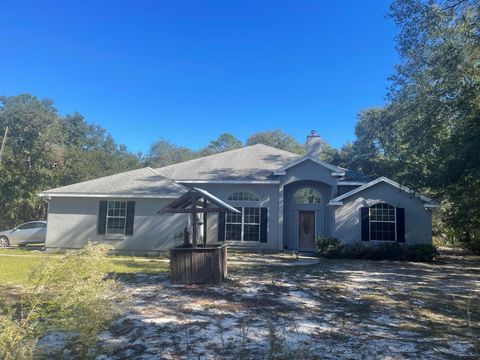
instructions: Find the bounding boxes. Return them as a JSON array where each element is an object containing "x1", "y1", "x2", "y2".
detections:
[{"x1": 98, "y1": 250, "x2": 480, "y2": 359}]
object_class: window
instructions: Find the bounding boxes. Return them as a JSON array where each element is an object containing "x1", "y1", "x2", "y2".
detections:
[
  {"x1": 17, "y1": 222, "x2": 37, "y2": 230},
  {"x1": 106, "y1": 201, "x2": 127, "y2": 235},
  {"x1": 35, "y1": 222, "x2": 46, "y2": 228},
  {"x1": 225, "y1": 207, "x2": 261, "y2": 242},
  {"x1": 227, "y1": 191, "x2": 260, "y2": 202},
  {"x1": 293, "y1": 187, "x2": 321, "y2": 204},
  {"x1": 369, "y1": 203, "x2": 396, "y2": 241}
]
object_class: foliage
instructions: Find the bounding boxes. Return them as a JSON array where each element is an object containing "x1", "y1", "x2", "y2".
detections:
[
  {"x1": 246, "y1": 129, "x2": 306, "y2": 155},
  {"x1": 314, "y1": 237, "x2": 343, "y2": 258},
  {"x1": 144, "y1": 138, "x2": 196, "y2": 168},
  {"x1": 0, "y1": 244, "x2": 122, "y2": 359},
  {"x1": 0, "y1": 95, "x2": 142, "y2": 230},
  {"x1": 315, "y1": 237, "x2": 438, "y2": 262},
  {"x1": 335, "y1": 0, "x2": 480, "y2": 252},
  {"x1": 199, "y1": 133, "x2": 242, "y2": 156}
]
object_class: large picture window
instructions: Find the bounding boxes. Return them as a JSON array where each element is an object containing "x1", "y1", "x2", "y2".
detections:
[
  {"x1": 369, "y1": 203, "x2": 396, "y2": 241},
  {"x1": 106, "y1": 201, "x2": 127, "y2": 235},
  {"x1": 225, "y1": 207, "x2": 261, "y2": 242}
]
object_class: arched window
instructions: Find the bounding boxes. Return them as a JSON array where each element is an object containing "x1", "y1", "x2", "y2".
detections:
[
  {"x1": 369, "y1": 203, "x2": 396, "y2": 241},
  {"x1": 227, "y1": 191, "x2": 260, "y2": 202},
  {"x1": 293, "y1": 187, "x2": 321, "y2": 204}
]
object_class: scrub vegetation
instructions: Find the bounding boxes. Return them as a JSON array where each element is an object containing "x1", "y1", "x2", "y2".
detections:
[
  {"x1": 0, "y1": 244, "x2": 125, "y2": 359},
  {"x1": 315, "y1": 237, "x2": 439, "y2": 261}
]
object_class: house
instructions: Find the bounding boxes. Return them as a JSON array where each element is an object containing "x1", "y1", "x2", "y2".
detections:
[{"x1": 39, "y1": 132, "x2": 438, "y2": 254}]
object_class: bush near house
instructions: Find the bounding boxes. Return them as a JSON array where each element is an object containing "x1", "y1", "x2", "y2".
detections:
[{"x1": 315, "y1": 237, "x2": 438, "y2": 262}]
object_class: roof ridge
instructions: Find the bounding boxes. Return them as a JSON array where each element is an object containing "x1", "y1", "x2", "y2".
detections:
[{"x1": 156, "y1": 144, "x2": 299, "y2": 171}]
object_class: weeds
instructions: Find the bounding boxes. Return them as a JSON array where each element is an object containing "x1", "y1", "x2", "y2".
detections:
[{"x1": 0, "y1": 243, "x2": 124, "y2": 359}]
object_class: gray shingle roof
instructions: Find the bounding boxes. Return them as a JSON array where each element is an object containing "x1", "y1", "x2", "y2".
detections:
[
  {"x1": 156, "y1": 144, "x2": 301, "y2": 181},
  {"x1": 40, "y1": 167, "x2": 187, "y2": 198}
]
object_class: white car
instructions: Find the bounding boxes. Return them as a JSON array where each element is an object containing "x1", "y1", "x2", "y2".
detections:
[{"x1": 0, "y1": 221, "x2": 47, "y2": 247}]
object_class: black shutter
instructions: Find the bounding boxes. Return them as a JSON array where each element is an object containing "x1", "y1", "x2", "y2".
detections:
[
  {"x1": 361, "y1": 207, "x2": 369, "y2": 241},
  {"x1": 396, "y1": 208, "x2": 405, "y2": 242},
  {"x1": 125, "y1": 201, "x2": 135, "y2": 236},
  {"x1": 260, "y1": 207, "x2": 268, "y2": 243},
  {"x1": 98, "y1": 201, "x2": 108, "y2": 235},
  {"x1": 217, "y1": 212, "x2": 226, "y2": 242}
]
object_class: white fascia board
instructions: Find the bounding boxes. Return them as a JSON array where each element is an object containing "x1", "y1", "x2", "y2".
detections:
[
  {"x1": 338, "y1": 181, "x2": 367, "y2": 186},
  {"x1": 177, "y1": 180, "x2": 280, "y2": 184},
  {"x1": 38, "y1": 192, "x2": 179, "y2": 199},
  {"x1": 273, "y1": 155, "x2": 343, "y2": 174},
  {"x1": 327, "y1": 201, "x2": 343, "y2": 206}
]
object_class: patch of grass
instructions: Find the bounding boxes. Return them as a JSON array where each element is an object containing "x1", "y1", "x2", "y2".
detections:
[
  {"x1": 0, "y1": 256, "x2": 56, "y2": 286},
  {"x1": 0, "y1": 252, "x2": 170, "y2": 287}
]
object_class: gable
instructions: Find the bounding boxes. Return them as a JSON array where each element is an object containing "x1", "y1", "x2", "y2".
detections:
[
  {"x1": 278, "y1": 158, "x2": 343, "y2": 187},
  {"x1": 328, "y1": 177, "x2": 438, "y2": 208}
]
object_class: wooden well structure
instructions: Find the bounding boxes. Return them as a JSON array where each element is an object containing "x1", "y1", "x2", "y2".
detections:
[{"x1": 158, "y1": 187, "x2": 239, "y2": 285}]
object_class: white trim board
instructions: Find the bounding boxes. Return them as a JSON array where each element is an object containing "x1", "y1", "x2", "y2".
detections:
[
  {"x1": 273, "y1": 155, "x2": 345, "y2": 176},
  {"x1": 39, "y1": 192, "x2": 180, "y2": 199},
  {"x1": 178, "y1": 180, "x2": 280, "y2": 184}
]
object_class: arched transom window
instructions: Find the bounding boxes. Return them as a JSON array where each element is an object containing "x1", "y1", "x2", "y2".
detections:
[
  {"x1": 227, "y1": 191, "x2": 260, "y2": 202},
  {"x1": 369, "y1": 203, "x2": 396, "y2": 241},
  {"x1": 293, "y1": 187, "x2": 321, "y2": 204}
]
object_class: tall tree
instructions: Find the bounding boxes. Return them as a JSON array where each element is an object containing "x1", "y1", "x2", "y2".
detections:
[
  {"x1": 0, "y1": 95, "x2": 65, "y2": 227},
  {"x1": 346, "y1": 0, "x2": 480, "y2": 251},
  {"x1": 388, "y1": 0, "x2": 480, "y2": 251},
  {"x1": 246, "y1": 129, "x2": 306, "y2": 154},
  {"x1": 0, "y1": 94, "x2": 142, "y2": 229},
  {"x1": 199, "y1": 133, "x2": 242, "y2": 156},
  {"x1": 145, "y1": 139, "x2": 196, "y2": 168}
]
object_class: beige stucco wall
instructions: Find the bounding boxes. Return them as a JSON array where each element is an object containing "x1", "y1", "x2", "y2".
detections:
[{"x1": 333, "y1": 182, "x2": 432, "y2": 245}]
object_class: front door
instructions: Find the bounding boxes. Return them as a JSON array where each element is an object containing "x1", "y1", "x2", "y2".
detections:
[{"x1": 298, "y1": 211, "x2": 315, "y2": 251}]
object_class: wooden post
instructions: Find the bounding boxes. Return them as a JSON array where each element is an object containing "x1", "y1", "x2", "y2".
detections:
[
  {"x1": 203, "y1": 198, "x2": 208, "y2": 247},
  {"x1": 191, "y1": 195, "x2": 197, "y2": 247}
]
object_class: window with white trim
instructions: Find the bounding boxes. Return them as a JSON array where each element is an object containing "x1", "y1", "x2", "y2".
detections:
[
  {"x1": 369, "y1": 203, "x2": 396, "y2": 241},
  {"x1": 293, "y1": 187, "x2": 321, "y2": 204},
  {"x1": 225, "y1": 207, "x2": 260, "y2": 242},
  {"x1": 227, "y1": 191, "x2": 261, "y2": 202},
  {"x1": 106, "y1": 201, "x2": 127, "y2": 235}
]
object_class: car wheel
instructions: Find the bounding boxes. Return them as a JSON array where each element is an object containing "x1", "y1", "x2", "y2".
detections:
[{"x1": 0, "y1": 236, "x2": 10, "y2": 247}]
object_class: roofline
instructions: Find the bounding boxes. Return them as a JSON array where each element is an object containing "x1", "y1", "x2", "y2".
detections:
[
  {"x1": 327, "y1": 176, "x2": 438, "y2": 208},
  {"x1": 156, "y1": 144, "x2": 299, "y2": 173},
  {"x1": 273, "y1": 155, "x2": 345, "y2": 176},
  {"x1": 38, "y1": 192, "x2": 181, "y2": 199},
  {"x1": 178, "y1": 180, "x2": 280, "y2": 185},
  {"x1": 337, "y1": 181, "x2": 368, "y2": 186}
]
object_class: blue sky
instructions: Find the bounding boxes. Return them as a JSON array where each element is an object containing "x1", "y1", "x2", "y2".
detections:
[{"x1": 0, "y1": 0, "x2": 397, "y2": 154}]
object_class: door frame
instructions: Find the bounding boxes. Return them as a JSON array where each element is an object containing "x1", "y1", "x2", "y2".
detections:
[{"x1": 298, "y1": 210, "x2": 316, "y2": 251}]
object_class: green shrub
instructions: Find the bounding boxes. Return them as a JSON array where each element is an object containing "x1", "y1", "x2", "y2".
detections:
[
  {"x1": 315, "y1": 236, "x2": 438, "y2": 262},
  {"x1": 0, "y1": 243, "x2": 123, "y2": 360},
  {"x1": 315, "y1": 237, "x2": 343, "y2": 258}
]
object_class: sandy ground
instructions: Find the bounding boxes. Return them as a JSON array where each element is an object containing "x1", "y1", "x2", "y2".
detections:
[{"x1": 88, "y1": 250, "x2": 480, "y2": 359}]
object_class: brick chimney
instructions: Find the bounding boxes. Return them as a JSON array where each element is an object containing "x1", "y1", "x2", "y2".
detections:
[{"x1": 306, "y1": 130, "x2": 322, "y2": 158}]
